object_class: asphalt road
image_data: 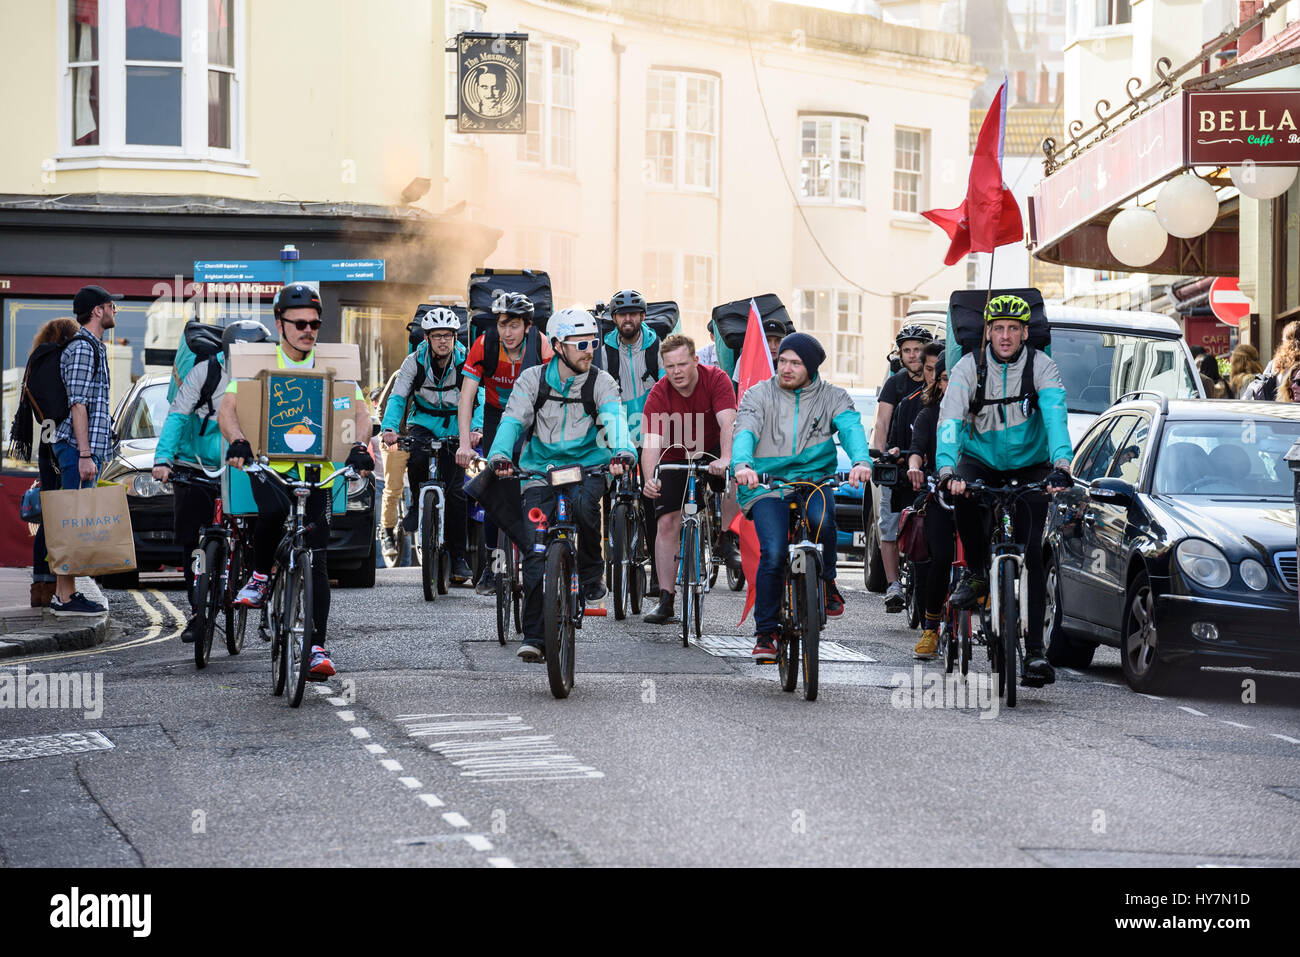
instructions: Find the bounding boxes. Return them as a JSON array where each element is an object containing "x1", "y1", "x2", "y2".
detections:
[{"x1": 2, "y1": 564, "x2": 1299, "y2": 868}]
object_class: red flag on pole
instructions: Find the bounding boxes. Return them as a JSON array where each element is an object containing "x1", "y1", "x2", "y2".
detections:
[
  {"x1": 729, "y1": 299, "x2": 773, "y2": 626},
  {"x1": 921, "y1": 78, "x2": 1024, "y2": 266}
]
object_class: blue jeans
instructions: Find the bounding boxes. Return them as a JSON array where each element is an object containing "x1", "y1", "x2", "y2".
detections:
[
  {"x1": 53, "y1": 442, "x2": 100, "y2": 491},
  {"x1": 750, "y1": 487, "x2": 838, "y2": 635}
]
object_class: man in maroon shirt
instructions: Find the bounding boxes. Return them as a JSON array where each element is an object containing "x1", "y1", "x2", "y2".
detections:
[{"x1": 641, "y1": 334, "x2": 739, "y2": 624}]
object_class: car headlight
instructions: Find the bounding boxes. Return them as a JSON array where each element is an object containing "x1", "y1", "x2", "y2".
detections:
[
  {"x1": 346, "y1": 474, "x2": 369, "y2": 511},
  {"x1": 1240, "y1": 558, "x2": 1269, "y2": 591},
  {"x1": 129, "y1": 473, "x2": 170, "y2": 498},
  {"x1": 1176, "y1": 539, "x2": 1231, "y2": 589}
]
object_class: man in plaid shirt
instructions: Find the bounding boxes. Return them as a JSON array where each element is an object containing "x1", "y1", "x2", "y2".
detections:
[{"x1": 49, "y1": 285, "x2": 118, "y2": 617}]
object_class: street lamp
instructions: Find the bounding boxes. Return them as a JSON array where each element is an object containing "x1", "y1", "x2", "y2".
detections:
[
  {"x1": 1106, "y1": 207, "x2": 1167, "y2": 269},
  {"x1": 1155, "y1": 174, "x2": 1219, "y2": 239}
]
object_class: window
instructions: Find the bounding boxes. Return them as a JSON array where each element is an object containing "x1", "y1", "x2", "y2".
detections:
[
  {"x1": 892, "y1": 293, "x2": 919, "y2": 321},
  {"x1": 1074, "y1": 414, "x2": 1137, "y2": 483},
  {"x1": 643, "y1": 250, "x2": 675, "y2": 302},
  {"x1": 62, "y1": 0, "x2": 243, "y2": 160},
  {"x1": 342, "y1": 306, "x2": 410, "y2": 393},
  {"x1": 519, "y1": 39, "x2": 575, "y2": 170},
  {"x1": 795, "y1": 289, "x2": 865, "y2": 385},
  {"x1": 445, "y1": 2, "x2": 484, "y2": 118},
  {"x1": 682, "y1": 254, "x2": 714, "y2": 331},
  {"x1": 643, "y1": 251, "x2": 714, "y2": 336},
  {"x1": 1096, "y1": 0, "x2": 1131, "y2": 26},
  {"x1": 893, "y1": 127, "x2": 927, "y2": 213},
  {"x1": 645, "y1": 70, "x2": 718, "y2": 192},
  {"x1": 798, "y1": 116, "x2": 866, "y2": 204},
  {"x1": 516, "y1": 229, "x2": 576, "y2": 299}
]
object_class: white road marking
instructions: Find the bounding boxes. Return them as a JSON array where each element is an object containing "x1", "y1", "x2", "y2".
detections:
[
  {"x1": 442, "y1": 812, "x2": 470, "y2": 828},
  {"x1": 350, "y1": 727, "x2": 371, "y2": 739},
  {"x1": 1221, "y1": 721, "x2": 1254, "y2": 729},
  {"x1": 692, "y1": 634, "x2": 876, "y2": 662},
  {"x1": 1179, "y1": 706, "x2": 1208, "y2": 717},
  {"x1": 398, "y1": 777, "x2": 422, "y2": 789},
  {"x1": 1271, "y1": 734, "x2": 1300, "y2": 745},
  {"x1": 327, "y1": 697, "x2": 347, "y2": 706},
  {"x1": 419, "y1": 794, "x2": 445, "y2": 808},
  {"x1": 336, "y1": 711, "x2": 355, "y2": 722},
  {"x1": 465, "y1": 834, "x2": 493, "y2": 851},
  {"x1": 488, "y1": 857, "x2": 516, "y2": 868},
  {"x1": 312, "y1": 684, "x2": 333, "y2": 695},
  {"x1": 365, "y1": 743, "x2": 387, "y2": 754},
  {"x1": 399, "y1": 715, "x2": 604, "y2": 782},
  {"x1": 1136, "y1": 692, "x2": 1164, "y2": 701},
  {"x1": 400, "y1": 714, "x2": 532, "y2": 736},
  {"x1": 380, "y1": 758, "x2": 404, "y2": 772}
]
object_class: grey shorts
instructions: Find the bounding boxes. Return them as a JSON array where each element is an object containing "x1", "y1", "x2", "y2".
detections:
[{"x1": 876, "y1": 485, "x2": 899, "y2": 542}]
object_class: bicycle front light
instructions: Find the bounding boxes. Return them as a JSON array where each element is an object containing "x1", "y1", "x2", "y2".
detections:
[{"x1": 1175, "y1": 539, "x2": 1231, "y2": 589}]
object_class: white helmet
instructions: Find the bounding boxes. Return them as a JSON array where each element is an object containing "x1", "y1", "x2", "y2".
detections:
[
  {"x1": 419, "y1": 306, "x2": 460, "y2": 332},
  {"x1": 547, "y1": 306, "x2": 599, "y2": 344}
]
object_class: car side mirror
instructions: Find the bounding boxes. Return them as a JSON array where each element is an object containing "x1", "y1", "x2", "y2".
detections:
[{"x1": 1089, "y1": 477, "x2": 1136, "y2": 507}]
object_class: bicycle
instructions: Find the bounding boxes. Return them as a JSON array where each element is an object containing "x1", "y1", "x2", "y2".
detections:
[
  {"x1": 606, "y1": 463, "x2": 650, "y2": 621},
  {"x1": 748, "y1": 474, "x2": 845, "y2": 702},
  {"x1": 914, "y1": 477, "x2": 979, "y2": 678},
  {"x1": 246, "y1": 461, "x2": 357, "y2": 708},
  {"x1": 655, "y1": 455, "x2": 729, "y2": 647},
  {"x1": 172, "y1": 468, "x2": 254, "y2": 670},
  {"x1": 497, "y1": 463, "x2": 608, "y2": 699},
  {"x1": 392, "y1": 433, "x2": 458, "y2": 601}
]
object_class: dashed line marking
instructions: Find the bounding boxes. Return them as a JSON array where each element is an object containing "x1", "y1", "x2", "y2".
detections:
[
  {"x1": 328, "y1": 697, "x2": 347, "y2": 706},
  {"x1": 465, "y1": 834, "x2": 493, "y2": 851},
  {"x1": 488, "y1": 857, "x2": 516, "y2": 868},
  {"x1": 336, "y1": 711, "x2": 356, "y2": 722},
  {"x1": 419, "y1": 794, "x2": 445, "y2": 808},
  {"x1": 398, "y1": 777, "x2": 422, "y2": 790},
  {"x1": 1179, "y1": 706, "x2": 1208, "y2": 717},
  {"x1": 380, "y1": 758, "x2": 403, "y2": 772},
  {"x1": 312, "y1": 684, "x2": 333, "y2": 695},
  {"x1": 1222, "y1": 721, "x2": 1254, "y2": 729},
  {"x1": 1136, "y1": 693, "x2": 1164, "y2": 701},
  {"x1": 1271, "y1": 734, "x2": 1300, "y2": 745},
  {"x1": 350, "y1": 727, "x2": 371, "y2": 739},
  {"x1": 442, "y1": 811, "x2": 470, "y2": 828},
  {"x1": 365, "y1": 743, "x2": 387, "y2": 754}
]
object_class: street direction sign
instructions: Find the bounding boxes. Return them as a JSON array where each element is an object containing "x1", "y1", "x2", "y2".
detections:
[
  {"x1": 1209, "y1": 276, "x2": 1250, "y2": 327},
  {"x1": 194, "y1": 259, "x2": 386, "y2": 283}
]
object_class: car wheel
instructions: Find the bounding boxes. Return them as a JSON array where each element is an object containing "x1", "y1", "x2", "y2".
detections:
[
  {"x1": 1120, "y1": 570, "x2": 1178, "y2": 693},
  {"x1": 863, "y1": 510, "x2": 886, "y2": 593},
  {"x1": 1044, "y1": 554, "x2": 1097, "y2": 669},
  {"x1": 335, "y1": 539, "x2": 377, "y2": 589}
]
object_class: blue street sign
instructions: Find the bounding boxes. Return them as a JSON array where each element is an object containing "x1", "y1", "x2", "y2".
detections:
[{"x1": 194, "y1": 258, "x2": 386, "y2": 283}]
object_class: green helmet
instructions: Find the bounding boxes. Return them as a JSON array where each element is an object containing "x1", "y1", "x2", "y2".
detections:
[{"x1": 984, "y1": 294, "x2": 1031, "y2": 324}]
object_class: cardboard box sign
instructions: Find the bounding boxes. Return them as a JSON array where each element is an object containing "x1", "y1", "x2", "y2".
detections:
[{"x1": 228, "y1": 342, "x2": 362, "y2": 382}]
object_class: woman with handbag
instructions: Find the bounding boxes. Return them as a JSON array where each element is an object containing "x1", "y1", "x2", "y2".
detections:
[
  {"x1": 7, "y1": 317, "x2": 80, "y2": 606},
  {"x1": 905, "y1": 351, "x2": 951, "y2": 660}
]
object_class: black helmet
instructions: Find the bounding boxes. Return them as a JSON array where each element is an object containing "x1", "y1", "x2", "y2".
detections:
[
  {"x1": 895, "y1": 323, "x2": 934, "y2": 348},
  {"x1": 491, "y1": 291, "x2": 534, "y2": 320},
  {"x1": 608, "y1": 289, "x2": 646, "y2": 315},
  {"x1": 272, "y1": 283, "x2": 322, "y2": 319},
  {"x1": 221, "y1": 319, "x2": 273, "y2": 356}
]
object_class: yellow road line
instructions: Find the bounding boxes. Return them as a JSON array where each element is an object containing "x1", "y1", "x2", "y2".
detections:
[{"x1": 0, "y1": 589, "x2": 185, "y2": 667}]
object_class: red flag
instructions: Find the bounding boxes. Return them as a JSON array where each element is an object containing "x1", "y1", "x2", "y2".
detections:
[
  {"x1": 922, "y1": 78, "x2": 1024, "y2": 266},
  {"x1": 729, "y1": 299, "x2": 773, "y2": 626}
]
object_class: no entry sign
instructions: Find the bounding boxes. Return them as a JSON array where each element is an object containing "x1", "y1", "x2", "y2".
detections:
[{"x1": 1209, "y1": 277, "x2": 1251, "y2": 327}]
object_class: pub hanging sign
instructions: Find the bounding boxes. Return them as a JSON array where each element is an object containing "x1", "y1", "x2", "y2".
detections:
[
  {"x1": 455, "y1": 32, "x2": 527, "y2": 134},
  {"x1": 1185, "y1": 88, "x2": 1300, "y2": 166}
]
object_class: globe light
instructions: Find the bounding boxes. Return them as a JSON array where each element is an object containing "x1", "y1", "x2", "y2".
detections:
[
  {"x1": 1106, "y1": 206, "x2": 1168, "y2": 268},
  {"x1": 1229, "y1": 163, "x2": 1298, "y2": 200},
  {"x1": 1155, "y1": 174, "x2": 1219, "y2": 238}
]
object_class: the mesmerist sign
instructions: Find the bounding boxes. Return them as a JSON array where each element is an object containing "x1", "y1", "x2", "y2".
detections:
[{"x1": 456, "y1": 33, "x2": 527, "y2": 134}]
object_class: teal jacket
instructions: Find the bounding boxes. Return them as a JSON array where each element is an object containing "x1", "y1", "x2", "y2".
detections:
[
  {"x1": 603, "y1": 325, "x2": 663, "y2": 445},
  {"x1": 155, "y1": 355, "x2": 228, "y2": 472},
  {"x1": 381, "y1": 340, "x2": 481, "y2": 439},
  {"x1": 936, "y1": 344, "x2": 1072, "y2": 475},
  {"x1": 732, "y1": 375, "x2": 871, "y2": 512},
  {"x1": 489, "y1": 357, "x2": 632, "y2": 477}
]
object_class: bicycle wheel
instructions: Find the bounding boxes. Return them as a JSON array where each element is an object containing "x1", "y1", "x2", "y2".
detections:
[
  {"x1": 1001, "y1": 565, "x2": 1018, "y2": 709},
  {"x1": 905, "y1": 562, "x2": 924, "y2": 630},
  {"x1": 495, "y1": 555, "x2": 509, "y2": 645},
  {"x1": 286, "y1": 549, "x2": 315, "y2": 708},
  {"x1": 224, "y1": 534, "x2": 248, "y2": 656},
  {"x1": 960, "y1": 610, "x2": 972, "y2": 676},
  {"x1": 269, "y1": 573, "x2": 287, "y2": 696},
  {"x1": 421, "y1": 500, "x2": 437, "y2": 602},
  {"x1": 194, "y1": 538, "x2": 223, "y2": 670},
  {"x1": 680, "y1": 522, "x2": 696, "y2": 648},
  {"x1": 630, "y1": 506, "x2": 646, "y2": 615},
  {"x1": 610, "y1": 504, "x2": 629, "y2": 621},
  {"x1": 543, "y1": 545, "x2": 574, "y2": 699},
  {"x1": 511, "y1": 545, "x2": 523, "y2": 635},
  {"x1": 778, "y1": 632, "x2": 799, "y2": 692},
  {"x1": 799, "y1": 563, "x2": 821, "y2": 702},
  {"x1": 437, "y1": 547, "x2": 451, "y2": 595}
]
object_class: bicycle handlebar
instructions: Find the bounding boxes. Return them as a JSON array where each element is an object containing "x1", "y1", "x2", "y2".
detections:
[
  {"x1": 242, "y1": 460, "x2": 359, "y2": 490},
  {"x1": 653, "y1": 459, "x2": 732, "y2": 492},
  {"x1": 747, "y1": 473, "x2": 846, "y2": 492},
  {"x1": 389, "y1": 433, "x2": 458, "y2": 452}
]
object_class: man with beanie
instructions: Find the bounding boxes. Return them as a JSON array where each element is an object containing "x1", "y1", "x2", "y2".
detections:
[{"x1": 733, "y1": 333, "x2": 872, "y2": 663}]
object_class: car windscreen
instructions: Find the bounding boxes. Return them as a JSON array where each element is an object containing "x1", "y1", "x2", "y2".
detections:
[
  {"x1": 116, "y1": 382, "x2": 171, "y2": 441},
  {"x1": 1153, "y1": 419, "x2": 1300, "y2": 497},
  {"x1": 1050, "y1": 328, "x2": 1199, "y2": 415}
]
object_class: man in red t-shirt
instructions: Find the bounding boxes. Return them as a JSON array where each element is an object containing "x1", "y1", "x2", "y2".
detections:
[{"x1": 641, "y1": 333, "x2": 739, "y2": 624}]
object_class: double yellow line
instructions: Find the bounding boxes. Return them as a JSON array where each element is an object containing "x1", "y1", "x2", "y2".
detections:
[{"x1": 0, "y1": 589, "x2": 188, "y2": 667}]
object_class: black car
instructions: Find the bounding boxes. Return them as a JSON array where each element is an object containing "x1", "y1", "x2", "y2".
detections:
[
  {"x1": 1044, "y1": 396, "x2": 1300, "y2": 692},
  {"x1": 102, "y1": 374, "x2": 377, "y2": 589}
]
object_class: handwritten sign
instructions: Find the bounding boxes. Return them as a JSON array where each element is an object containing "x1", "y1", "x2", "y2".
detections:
[{"x1": 263, "y1": 370, "x2": 332, "y2": 460}]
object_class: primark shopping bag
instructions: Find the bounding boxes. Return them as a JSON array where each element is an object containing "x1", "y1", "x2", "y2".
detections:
[{"x1": 40, "y1": 483, "x2": 137, "y2": 577}]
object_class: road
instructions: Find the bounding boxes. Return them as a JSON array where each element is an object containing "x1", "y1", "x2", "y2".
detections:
[{"x1": 2, "y1": 567, "x2": 1299, "y2": 868}]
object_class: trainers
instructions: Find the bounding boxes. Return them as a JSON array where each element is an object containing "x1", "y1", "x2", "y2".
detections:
[
  {"x1": 475, "y1": 569, "x2": 497, "y2": 596},
  {"x1": 884, "y1": 580, "x2": 904, "y2": 613},
  {"x1": 825, "y1": 582, "x2": 845, "y2": 617},
  {"x1": 913, "y1": 628, "x2": 939, "y2": 660},
  {"x1": 381, "y1": 527, "x2": 399, "y2": 564},
  {"x1": 643, "y1": 591, "x2": 677, "y2": 624},
  {"x1": 583, "y1": 581, "x2": 607, "y2": 603},
  {"x1": 950, "y1": 572, "x2": 987, "y2": 610},
  {"x1": 308, "y1": 646, "x2": 336, "y2": 680},
  {"x1": 451, "y1": 555, "x2": 474, "y2": 584},
  {"x1": 751, "y1": 633, "x2": 779, "y2": 663},
  {"x1": 516, "y1": 641, "x2": 544, "y2": 663},
  {"x1": 50, "y1": 591, "x2": 107, "y2": 617},
  {"x1": 235, "y1": 574, "x2": 270, "y2": 608},
  {"x1": 180, "y1": 617, "x2": 201, "y2": 644},
  {"x1": 1023, "y1": 652, "x2": 1056, "y2": 685}
]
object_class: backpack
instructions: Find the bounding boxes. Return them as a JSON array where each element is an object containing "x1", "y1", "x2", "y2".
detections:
[
  {"x1": 24, "y1": 335, "x2": 100, "y2": 426},
  {"x1": 169, "y1": 321, "x2": 225, "y2": 436},
  {"x1": 947, "y1": 288, "x2": 1051, "y2": 422}
]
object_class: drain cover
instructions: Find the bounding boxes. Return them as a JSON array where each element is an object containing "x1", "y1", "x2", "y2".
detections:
[{"x1": 0, "y1": 731, "x2": 113, "y2": 762}]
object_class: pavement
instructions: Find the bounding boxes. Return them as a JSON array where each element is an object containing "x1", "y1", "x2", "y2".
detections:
[{"x1": 0, "y1": 568, "x2": 111, "y2": 660}]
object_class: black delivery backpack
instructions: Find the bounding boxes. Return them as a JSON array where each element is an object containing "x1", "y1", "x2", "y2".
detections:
[
  {"x1": 467, "y1": 269, "x2": 553, "y2": 341},
  {"x1": 710, "y1": 294, "x2": 793, "y2": 352}
]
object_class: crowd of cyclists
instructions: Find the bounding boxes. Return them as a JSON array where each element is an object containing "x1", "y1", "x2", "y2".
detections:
[{"x1": 153, "y1": 282, "x2": 1076, "y2": 690}]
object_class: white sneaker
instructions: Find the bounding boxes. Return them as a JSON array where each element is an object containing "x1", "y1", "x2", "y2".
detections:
[{"x1": 516, "y1": 642, "x2": 543, "y2": 662}]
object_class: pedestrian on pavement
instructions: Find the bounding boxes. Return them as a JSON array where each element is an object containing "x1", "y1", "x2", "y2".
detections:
[
  {"x1": 1230, "y1": 343, "x2": 1264, "y2": 398},
  {"x1": 1197, "y1": 353, "x2": 1230, "y2": 398},
  {"x1": 47, "y1": 286, "x2": 120, "y2": 616},
  {"x1": 696, "y1": 321, "x2": 720, "y2": 368},
  {"x1": 1263, "y1": 320, "x2": 1299, "y2": 375}
]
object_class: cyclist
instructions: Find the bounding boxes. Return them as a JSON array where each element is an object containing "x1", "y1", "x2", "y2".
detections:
[
  {"x1": 487, "y1": 307, "x2": 635, "y2": 663},
  {"x1": 871, "y1": 323, "x2": 933, "y2": 613},
  {"x1": 380, "y1": 307, "x2": 476, "y2": 584},
  {"x1": 599, "y1": 289, "x2": 663, "y2": 445},
  {"x1": 456, "y1": 292, "x2": 552, "y2": 595},
  {"x1": 217, "y1": 283, "x2": 375, "y2": 681},
  {"x1": 640, "y1": 333, "x2": 739, "y2": 624},
  {"x1": 153, "y1": 320, "x2": 272, "y2": 643},
  {"x1": 937, "y1": 294, "x2": 1073, "y2": 685},
  {"x1": 904, "y1": 349, "x2": 951, "y2": 659},
  {"x1": 733, "y1": 333, "x2": 871, "y2": 663}
]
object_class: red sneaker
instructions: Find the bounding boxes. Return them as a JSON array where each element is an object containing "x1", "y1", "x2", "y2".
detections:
[
  {"x1": 751, "y1": 634, "x2": 779, "y2": 663},
  {"x1": 825, "y1": 582, "x2": 845, "y2": 617},
  {"x1": 308, "y1": 646, "x2": 336, "y2": 680}
]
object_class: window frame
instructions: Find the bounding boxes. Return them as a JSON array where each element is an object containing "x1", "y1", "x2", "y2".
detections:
[
  {"x1": 643, "y1": 249, "x2": 716, "y2": 335},
  {"x1": 644, "y1": 68, "x2": 719, "y2": 195},
  {"x1": 892, "y1": 126, "x2": 928, "y2": 215},
  {"x1": 797, "y1": 113, "x2": 867, "y2": 207},
  {"x1": 794, "y1": 287, "x2": 866, "y2": 386},
  {"x1": 445, "y1": 0, "x2": 486, "y2": 140},
  {"x1": 517, "y1": 35, "x2": 577, "y2": 173},
  {"x1": 56, "y1": 0, "x2": 248, "y2": 169}
]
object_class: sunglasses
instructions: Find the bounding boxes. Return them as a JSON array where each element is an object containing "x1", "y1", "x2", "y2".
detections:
[
  {"x1": 286, "y1": 319, "x2": 322, "y2": 332},
  {"x1": 565, "y1": 338, "x2": 600, "y2": 352}
]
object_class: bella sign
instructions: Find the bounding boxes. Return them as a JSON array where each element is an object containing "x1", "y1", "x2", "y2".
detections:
[{"x1": 1186, "y1": 89, "x2": 1300, "y2": 166}]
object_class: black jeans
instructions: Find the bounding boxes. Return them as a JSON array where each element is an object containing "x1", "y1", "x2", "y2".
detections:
[
  {"x1": 952, "y1": 457, "x2": 1050, "y2": 650},
  {"x1": 922, "y1": 494, "x2": 956, "y2": 620},
  {"x1": 250, "y1": 471, "x2": 332, "y2": 646},
  {"x1": 32, "y1": 443, "x2": 59, "y2": 581},
  {"x1": 520, "y1": 474, "x2": 606, "y2": 645},
  {"x1": 404, "y1": 424, "x2": 467, "y2": 559},
  {"x1": 172, "y1": 467, "x2": 218, "y2": 612}
]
